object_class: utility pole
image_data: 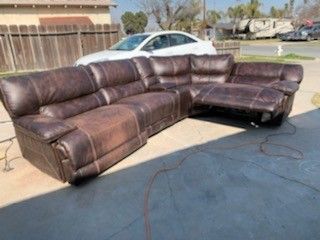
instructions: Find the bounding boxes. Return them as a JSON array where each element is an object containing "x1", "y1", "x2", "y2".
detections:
[{"x1": 203, "y1": 0, "x2": 206, "y2": 23}]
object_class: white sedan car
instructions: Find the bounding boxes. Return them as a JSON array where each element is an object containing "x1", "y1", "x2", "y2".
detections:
[{"x1": 75, "y1": 31, "x2": 217, "y2": 66}]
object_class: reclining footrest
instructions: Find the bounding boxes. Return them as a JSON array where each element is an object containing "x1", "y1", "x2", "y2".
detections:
[{"x1": 194, "y1": 83, "x2": 285, "y2": 114}]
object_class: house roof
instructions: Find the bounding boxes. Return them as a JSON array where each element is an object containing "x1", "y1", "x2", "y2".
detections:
[{"x1": 0, "y1": 0, "x2": 117, "y2": 7}]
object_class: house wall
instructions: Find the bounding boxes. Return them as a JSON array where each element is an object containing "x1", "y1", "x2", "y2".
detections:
[{"x1": 0, "y1": 6, "x2": 111, "y2": 25}]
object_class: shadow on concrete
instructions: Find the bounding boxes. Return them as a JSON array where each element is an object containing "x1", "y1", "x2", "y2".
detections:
[{"x1": 1, "y1": 109, "x2": 320, "y2": 240}]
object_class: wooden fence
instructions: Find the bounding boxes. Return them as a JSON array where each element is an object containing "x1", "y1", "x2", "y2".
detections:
[
  {"x1": 0, "y1": 24, "x2": 120, "y2": 72},
  {"x1": 215, "y1": 41, "x2": 241, "y2": 57},
  {"x1": 0, "y1": 27, "x2": 240, "y2": 73}
]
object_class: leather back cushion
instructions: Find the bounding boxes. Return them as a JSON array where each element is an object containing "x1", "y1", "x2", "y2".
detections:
[
  {"x1": 0, "y1": 67, "x2": 97, "y2": 118},
  {"x1": 230, "y1": 62, "x2": 283, "y2": 85},
  {"x1": 150, "y1": 55, "x2": 191, "y2": 86},
  {"x1": 88, "y1": 59, "x2": 146, "y2": 103},
  {"x1": 231, "y1": 62, "x2": 282, "y2": 79},
  {"x1": 132, "y1": 57, "x2": 157, "y2": 88},
  {"x1": 191, "y1": 54, "x2": 234, "y2": 84},
  {"x1": 40, "y1": 91, "x2": 107, "y2": 119},
  {"x1": 229, "y1": 62, "x2": 303, "y2": 84}
]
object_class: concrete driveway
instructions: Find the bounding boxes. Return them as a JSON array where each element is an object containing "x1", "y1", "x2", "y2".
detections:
[
  {"x1": 0, "y1": 60, "x2": 320, "y2": 240},
  {"x1": 242, "y1": 42, "x2": 320, "y2": 58}
]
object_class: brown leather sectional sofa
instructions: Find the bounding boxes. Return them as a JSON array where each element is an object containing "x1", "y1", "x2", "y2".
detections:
[{"x1": 0, "y1": 54, "x2": 303, "y2": 183}]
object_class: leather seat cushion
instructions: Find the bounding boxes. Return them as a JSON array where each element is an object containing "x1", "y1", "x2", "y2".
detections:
[
  {"x1": 194, "y1": 83, "x2": 285, "y2": 113},
  {"x1": 58, "y1": 105, "x2": 146, "y2": 170},
  {"x1": 269, "y1": 80, "x2": 299, "y2": 96},
  {"x1": 172, "y1": 83, "x2": 217, "y2": 98},
  {"x1": 117, "y1": 92, "x2": 179, "y2": 127},
  {"x1": 228, "y1": 76, "x2": 300, "y2": 96},
  {"x1": 189, "y1": 83, "x2": 217, "y2": 98}
]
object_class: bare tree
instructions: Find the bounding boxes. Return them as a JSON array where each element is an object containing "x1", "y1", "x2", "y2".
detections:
[
  {"x1": 138, "y1": 0, "x2": 191, "y2": 30},
  {"x1": 296, "y1": 0, "x2": 320, "y2": 22}
]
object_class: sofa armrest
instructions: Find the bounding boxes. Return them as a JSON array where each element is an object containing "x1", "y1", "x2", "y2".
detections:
[
  {"x1": 270, "y1": 80, "x2": 299, "y2": 96},
  {"x1": 14, "y1": 115, "x2": 77, "y2": 143},
  {"x1": 148, "y1": 82, "x2": 178, "y2": 92}
]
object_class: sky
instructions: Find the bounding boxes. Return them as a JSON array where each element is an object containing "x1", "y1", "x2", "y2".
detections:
[{"x1": 111, "y1": 0, "x2": 304, "y2": 29}]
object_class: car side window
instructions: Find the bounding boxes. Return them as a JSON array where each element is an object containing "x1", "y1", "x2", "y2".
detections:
[
  {"x1": 169, "y1": 34, "x2": 196, "y2": 47},
  {"x1": 142, "y1": 35, "x2": 170, "y2": 51}
]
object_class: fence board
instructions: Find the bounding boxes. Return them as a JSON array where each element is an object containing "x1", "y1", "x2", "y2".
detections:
[
  {"x1": 0, "y1": 35, "x2": 8, "y2": 71},
  {"x1": 0, "y1": 25, "x2": 14, "y2": 71},
  {"x1": 9, "y1": 25, "x2": 24, "y2": 70},
  {"x1": 56, "y1": 25, "x2": 69, "y2": 67},
  {"x1": 103, "y1": 24, "x2": 111, "y2": 49},
  {"x1": 35, "y1": 25, "x2": 46, "y2": 70},
  {"x1": 70, "y1": 25, "x2": 81, "y2": 65},
  {"x1": 38, "y1": 25, "x2": 50, "y2": 70},
  {"x1": 28, "y1": 26, "x2": 41, "y2": 69},
  {"x1": 41, "y1": 25, "x2": 54, "y2": 69},
  {"x1": 80, "y1": 25, "x2": 91, "y2": 56}
]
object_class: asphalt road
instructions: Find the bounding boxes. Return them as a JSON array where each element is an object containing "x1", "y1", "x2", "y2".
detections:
[{"x1": 241, "y1": 42, "x2": 320, "y2": 58}]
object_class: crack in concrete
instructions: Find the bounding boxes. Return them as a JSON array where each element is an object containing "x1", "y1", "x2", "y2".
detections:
[
  {"x1": 163, "y1": 162, "x2": 180, "y2": 213},
  {"x1": 105, "y1": 215, "x2": 142, "y2": 240},
  {"x1": 162, "y1": 160, "x2": 188, "y2": 238}
]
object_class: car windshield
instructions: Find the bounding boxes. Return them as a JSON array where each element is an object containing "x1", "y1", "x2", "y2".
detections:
[
  {"x1": 299, "y1": 26, "x2": 312, "y2": 32},
  {"x1": 110, "y1": 34, "x2": 150, "y2": 51}
]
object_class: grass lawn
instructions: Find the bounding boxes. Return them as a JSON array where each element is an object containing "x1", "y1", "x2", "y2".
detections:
[
  {"x1": 238, "y1": 53, "x2": 316, "y2": 63},
  {"x1": 239, "y1": 38, "x2": 282, "y2": 45},
  {"x1": 0, "y1": 71, "x2": 35, "y2": 78},
  {"x1": 312, "y1": 93, "x2": 320, "y2": 108},
  {"x1": 240, "y1": 39, "x2": 320, "y2": 46}
]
